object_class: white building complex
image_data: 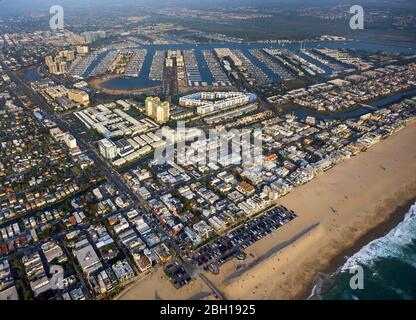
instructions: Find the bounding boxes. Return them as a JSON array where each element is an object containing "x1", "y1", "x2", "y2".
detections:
[
  {"x1": 74, "y1": 103, "x2": 158, "y2": 138},
  {"x1": 179, "y1": 91, "x2": 257, "y2": 115}
]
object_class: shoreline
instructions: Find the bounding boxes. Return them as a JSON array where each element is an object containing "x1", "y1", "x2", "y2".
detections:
[
  {"x1": 298, "y1": 195, "x2": 416, "y2": 300},
  {"x1": 114, "y1": 123, "x2": 416, "y2": 301},
  {"x1": 205, "y1": 122, "x2": 416, "y2": 300}
]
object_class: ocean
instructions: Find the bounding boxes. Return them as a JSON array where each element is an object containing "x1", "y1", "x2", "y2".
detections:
[{"x1": 309, "y1": 202, "x2": 416, "y2": 300}]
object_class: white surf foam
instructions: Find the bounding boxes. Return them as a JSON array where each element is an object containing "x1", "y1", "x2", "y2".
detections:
[{"x1": 341, "y1": 202, "x2": 416, "y2": 272}]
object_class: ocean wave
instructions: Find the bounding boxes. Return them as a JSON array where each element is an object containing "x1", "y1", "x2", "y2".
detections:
[
  {"x1": 340, "y1": 202, "x2": 416, "y2": 271},
  {"x1": 307, "y1": 272, "x2": 336, "y2": 300}
]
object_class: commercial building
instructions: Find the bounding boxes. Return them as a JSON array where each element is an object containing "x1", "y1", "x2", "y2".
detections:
[
  {"x1": 63, "y1": 133, "x2": 77, "y2": 149},
  {"x1": 45, "y1": 85, "x2": 68, "y2": 99},
  {"x1": 67, "y1": 89, "x2": 90, "y2": 106},
  {"x1": 73, "y1": 238, "x2": 102, "y2": 274},
  {"x1": 75, "y1": 103, "x2": 158, "y2": 138},
  {"x1": 44, "y1": 85, "x2": 89, "y2": 107}
]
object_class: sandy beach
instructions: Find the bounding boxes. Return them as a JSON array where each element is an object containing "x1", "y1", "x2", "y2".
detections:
[
  {"x1": 116, "y1": 122, "x2": 416, "y2": 300},
  {"x1": 115, "y1": 268, "x2": 215, "y2": 300},
  {"x1": 206, "y1": 122, "x2": 416, "y2": 300}
]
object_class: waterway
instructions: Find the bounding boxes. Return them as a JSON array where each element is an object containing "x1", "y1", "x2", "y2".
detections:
[
  {"x1": 87, "y1": 40, "x2": 416, "y2": 90},
  {"x1": 283, "y1": 87, "x2": 416, "y2": 121}
]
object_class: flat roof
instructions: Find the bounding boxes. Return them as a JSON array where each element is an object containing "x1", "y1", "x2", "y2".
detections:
[{"x1": 0, "y1": 286, "x2": 19, "y2": 300}]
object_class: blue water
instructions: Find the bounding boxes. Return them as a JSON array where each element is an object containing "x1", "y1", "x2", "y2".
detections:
[
  {"x1": 310, "y1": 202, "x2": 416, "y2": 300},
  {"x1": 194, "y1": 49, "x2": 215, "y2": 84},
  {"x1": 90, "y1": 40, "x2": 416, "y2": 90},
  {"x1": 104, "y1": 77, "x2": 161, "y2": 90},
  {"x1": 286, "y1": 88, "x2": 416, "y2": 121},
  {"x1": 83, "y1": 51, "x2": 109, "y2": 78}
]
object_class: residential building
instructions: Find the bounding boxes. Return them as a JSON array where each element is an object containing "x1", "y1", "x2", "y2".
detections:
[
  {"x1": 98, "y1": 138, "x2": 118, "y2": 160},
  {"x1": 145, "y1": 96, "x2": 170, "y2": 124}
]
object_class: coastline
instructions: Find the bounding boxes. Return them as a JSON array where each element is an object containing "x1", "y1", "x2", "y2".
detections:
[
  {"x1": 299, "y1": 195, "x2": 416, "y2": 300},
  {"x1": 204, "y1": 122, "x2": 416, "y2": 300},
  {"x1": 115, "y1": 122, "x2": 416, "y2": 301}
]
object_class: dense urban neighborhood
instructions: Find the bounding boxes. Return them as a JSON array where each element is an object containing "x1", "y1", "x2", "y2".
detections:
[{"x1": 1, "y1": 0, "x2": 416, "y2": 301}]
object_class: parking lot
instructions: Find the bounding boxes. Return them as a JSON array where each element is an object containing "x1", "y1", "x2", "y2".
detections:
[{"x1": 193, "y1": 206, "x2": 296, "y2": 268}]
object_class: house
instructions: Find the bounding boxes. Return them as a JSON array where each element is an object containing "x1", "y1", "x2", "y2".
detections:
[
  {"x1": 133, "y1": 253, "x2": 152, "y2": 273},
  {"x1": 236, "y1": 181, "x2": 255, "y2": 196}
]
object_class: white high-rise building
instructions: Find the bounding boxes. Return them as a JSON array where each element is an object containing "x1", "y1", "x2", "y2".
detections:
[
  {"x1": 145, "y1": 97, "x2": 170, "y2": 124},
  {"x1": 98, "y1": 138, "x2": 118, "y2": 160},
  {"x1": 63, "y1": 133, "x2": 77, "y2": 149},
  {"x1": 76, "y1": 46, "x2": 89, "y2": 54}
]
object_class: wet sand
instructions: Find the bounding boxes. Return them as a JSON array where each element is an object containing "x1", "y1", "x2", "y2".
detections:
[{"x1": 300, "y1": 195, "x2": 416, "y2": 299}]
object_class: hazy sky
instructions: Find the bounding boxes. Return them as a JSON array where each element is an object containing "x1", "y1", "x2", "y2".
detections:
[
  {"x1": 0, "y1": 0, "x2": 414, "y2": 16},
  {"x1": 0, "y1": 0, "x2": 347, "y2": 10}
]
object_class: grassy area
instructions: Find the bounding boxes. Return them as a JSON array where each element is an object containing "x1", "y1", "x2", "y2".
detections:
[
  {"x1": 90, "y1": 129, "x2": 103, "y2": 141},
  {"x1": 125, "y1": 106, "x2": 143, "y2": 119},
  {"x1": 283, "y1": 78, "x2": 310, "y2": 91}
]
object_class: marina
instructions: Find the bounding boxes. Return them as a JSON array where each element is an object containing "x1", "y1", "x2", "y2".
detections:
[
  {"x1": 183, "y1": 50, "x2": 203, "y2": 86},
  {"x1": 68, "y1": 52, "x2": 100, "y2": 78},
  {"x1": 249, "y1": 49, "x2": 295, "y2": 81},
  {"x1": 3, "y1": 0, "x2": 416, "y2": 303},
  {"x1": 125, "y1": 49, "x2": 148, "y2": 77},
  {"x1": 202, "y1": 50, "x2": 231, "y2": 86},
  {"x1": 300, "y1": 49, "x2": 346, "y2": 75},
  {"x1": 90, "y1": 51, "x2": 118, "y2": 77},
  {"x1": 233, "y1": 49, "x2": 271, "y2": 86},
  {"x1": 75, "y1": 40, "x2": 416, "y2": 91},
  {"x1": 149, "y1": 50, "x2": 165, "y2": 81}
]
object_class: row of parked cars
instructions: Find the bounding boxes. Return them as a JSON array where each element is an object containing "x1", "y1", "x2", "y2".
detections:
[{"x1": 193, "y1": 205, "x2": 296, "y2": 268}]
